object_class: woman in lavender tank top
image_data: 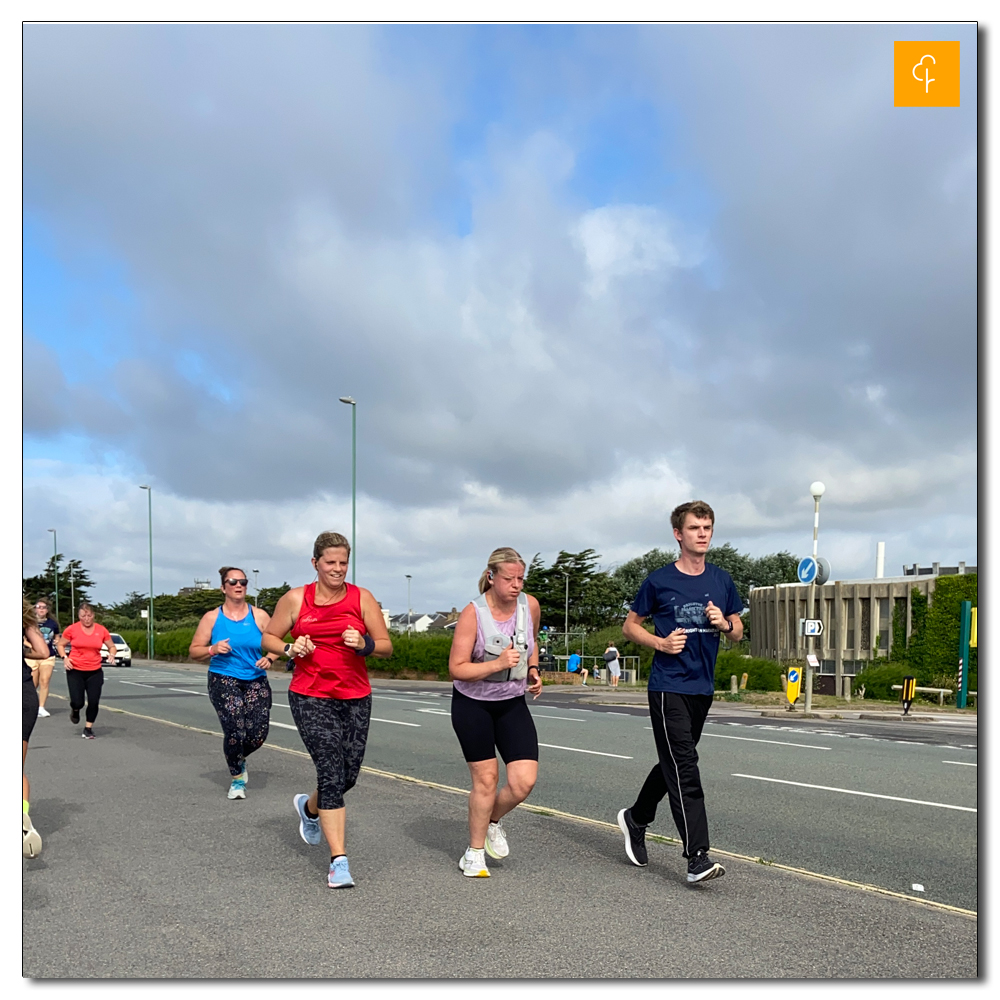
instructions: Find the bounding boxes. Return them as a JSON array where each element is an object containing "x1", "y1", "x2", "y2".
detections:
[{"x1": 448, "y1": 547, "x2": 542, "y2": 878}]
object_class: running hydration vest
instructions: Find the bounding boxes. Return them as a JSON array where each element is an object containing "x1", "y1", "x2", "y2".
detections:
[{"x1": 473, "y1": 592, "x2": 530, "y2": 683}]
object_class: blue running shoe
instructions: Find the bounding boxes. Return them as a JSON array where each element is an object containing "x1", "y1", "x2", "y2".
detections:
[
  {"x1": 294, "y1": 793, "x2": 322, "y2": 845},
  {"x1": 328, "y1": 855, "x2": 355, "y2": 888}
]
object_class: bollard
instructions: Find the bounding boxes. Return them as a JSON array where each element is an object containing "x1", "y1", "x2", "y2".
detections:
[
  {"x1": 739, "y1": 672, "x2": 748, "y2": 691},
  {"x1": 780, "y1": 674, "x2": 787, "y2": 693},
  {"x1": 730, "y1": 675, "x2": 738, "y2": 695},
  {"x1": 842, "y1": 675, "x2": 851, "y2": 702}
]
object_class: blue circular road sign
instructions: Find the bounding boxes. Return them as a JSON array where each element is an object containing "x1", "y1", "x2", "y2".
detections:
[{"x1": 797, "y1": 557, "x2": 817, "y2": 584}]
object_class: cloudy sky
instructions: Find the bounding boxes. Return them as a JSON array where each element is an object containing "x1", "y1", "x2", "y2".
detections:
[{"x1": 22, "y1": 22, "x2": 978, "y2": 614}]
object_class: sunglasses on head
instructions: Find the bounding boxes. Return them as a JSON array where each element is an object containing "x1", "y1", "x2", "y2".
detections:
[{"x1": 225, "y1": 578, "x2": 249, "y2": 587}]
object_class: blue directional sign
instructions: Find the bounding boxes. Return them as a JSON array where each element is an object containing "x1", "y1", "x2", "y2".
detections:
[{"x1": 797, "y1": 557, "x2": 817, "y2": 584}]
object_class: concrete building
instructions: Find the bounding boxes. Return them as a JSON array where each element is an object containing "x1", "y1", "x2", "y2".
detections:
[{"x1": 748, "y1": 566, "x2": 974, "y2": 696}]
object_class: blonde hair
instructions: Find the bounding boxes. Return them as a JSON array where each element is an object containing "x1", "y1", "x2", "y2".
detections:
[
  {"x1": 478, "y1": 547, "x2": 526, "y2": 594},
  {"x1": 313, "y1": 531, "x2": 351, "y2": 560},
  {"x1": 23, "y1": 597, "x2": 36, "y2": 632}
]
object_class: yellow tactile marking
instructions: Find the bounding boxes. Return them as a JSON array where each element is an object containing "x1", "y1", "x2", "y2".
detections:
[{"x1": 89, "y1": 698, "x2": 977, "y2": 919}]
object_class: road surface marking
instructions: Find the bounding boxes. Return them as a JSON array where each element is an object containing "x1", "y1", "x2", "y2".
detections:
[
  {"x1": 912, "y1": 883, "x2": 925, "y2": 892},
  {"x1": 118, "y1": 681, "x2": 158, "y2": 689},
  {"x1": 372, "y1": 717, "x2": 420, "y2": 727},
  {"x1": 943, "y1": 760, "x2": 976, "y2": 767},
  {"x1": 270, "y1": 721, "x2": 298, "y2": 731},
  {"x1": 416, "y1": 708, "x2": 450, "y2": 716},
  {"x1": 538, "y1": 743, "x2": 632, "y2": 759},
  {"x1": 732, "y1": 774, "x2": 977, "y2": 812},
  {"x1": 530, "y1": 713, "x2": 588, "y2": 722},
  {"x1": 374, "y1": 695, "x2": 445, "y2": 706},
  {"x1": 168, "y1": 688, "x2": 209, "y2": 696},
  {"x1": 703, "y1": 733, "x2": 831, "y2": 751}
]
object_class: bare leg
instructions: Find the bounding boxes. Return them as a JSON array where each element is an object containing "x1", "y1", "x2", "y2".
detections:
[
  {"x1": 36, "y1": 661, "x2": 53, "y2": 709},
  {"x1": 467, "y1": 758, "x2": 499, "y2": 849},
  {"x1": 489, "y1": 759, "x2": 538, "y2": 821},
  {"x1": 23, "y1": 741, "x2": 29, "y2": 803},
  {"x1": 306, "y1": 790, "x2": 347, "y2": 856}
]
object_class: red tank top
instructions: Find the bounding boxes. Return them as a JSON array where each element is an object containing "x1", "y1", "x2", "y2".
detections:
[{"x1": 288, "y1": 582, "x2": 371, "y2": 700}]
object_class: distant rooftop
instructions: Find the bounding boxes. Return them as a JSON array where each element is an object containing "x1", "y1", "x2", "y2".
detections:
[{"x1": 902, "y1": 562, "x2": 976, "y2": 577}]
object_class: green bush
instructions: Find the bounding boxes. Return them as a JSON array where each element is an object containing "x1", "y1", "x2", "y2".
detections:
[
  {"x1": 853, "y1": 662, "x2": 910, "y2": 701},
  {"x1": 902, "y1": 576, "x2": 977, "y2": 682},
  {"x1": 116, "y1": 628, "x2": 196, "y2": 658},
  {"x1": 380, "y1": 631, "x2": 454, "y2": 679},
  {"x1": 715, "y1": 651, "x2": 784, "y2": 692}
]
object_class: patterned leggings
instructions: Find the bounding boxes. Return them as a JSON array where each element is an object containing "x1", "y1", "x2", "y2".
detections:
[
  {"x1": 207, "y1": 672, "x2": 272, "y2": 776},
  {"x1": 288, "y1": 691, "x2": 372, "y2": 810}
]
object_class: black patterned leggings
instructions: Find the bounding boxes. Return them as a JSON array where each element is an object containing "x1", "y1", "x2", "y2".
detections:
[
  {"x1": 207, "y1": 672, "x2": 272, "y2": 776},
  {"x1": 287, "y1": 691, "x2": 372, "y2": 810}
]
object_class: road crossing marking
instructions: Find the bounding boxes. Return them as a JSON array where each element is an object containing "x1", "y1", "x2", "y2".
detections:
[
  {"x1": 942, "y1": 760, "x2": 976, "y2": 767},
  {"x1": 538, "y1": 743, "x2": 632, "y2": 759},
  {"x1": 372, "y1": 717, "x2": 421, "y2": 727},
  {"x1": 732, "y1": 774, "x2": 977, "y2": 812}
]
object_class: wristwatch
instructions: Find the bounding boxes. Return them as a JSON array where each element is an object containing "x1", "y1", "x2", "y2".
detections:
[
  {"x1": 283, "y1": 643, "x2": 294, "y2": 657},
  {"x1": 722, "y1": 620, "x2": 734, "y2": 633}
]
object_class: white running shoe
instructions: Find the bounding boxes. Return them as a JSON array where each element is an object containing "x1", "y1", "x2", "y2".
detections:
[
  {"x1": 37, "y1": 707, "x2": 50, "y2": 718},
  {"x1": 458, "y1": 847, "x2": 490, "y2": 877},
  {"x1": 485, "y1": 820, "x2": 509, "y2": 859},
  {"x1": 227, "y1": 775, "x2": 247, "y2": 799},
  {"x1": 23, "y1": 812, "x2": 42, "y2": 859}
]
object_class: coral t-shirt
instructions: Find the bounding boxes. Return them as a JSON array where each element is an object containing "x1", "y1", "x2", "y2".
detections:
[{"x1": 62, "y1": 622, "x2": 113, "y2": 671}]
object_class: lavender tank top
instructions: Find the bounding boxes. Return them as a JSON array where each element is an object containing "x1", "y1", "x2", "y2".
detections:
[{"x1": 453, "y1": 596, "x2": 535, "y2": 702}]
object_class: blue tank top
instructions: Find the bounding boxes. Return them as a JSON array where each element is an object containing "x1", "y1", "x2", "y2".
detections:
[{"x1": 209, "y1": 605, "x2": 266, "y2": 681}]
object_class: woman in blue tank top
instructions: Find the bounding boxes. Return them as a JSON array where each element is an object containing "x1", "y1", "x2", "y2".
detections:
[{"x1": 190, "y1": 567, "x2": 278, "y2": 799}]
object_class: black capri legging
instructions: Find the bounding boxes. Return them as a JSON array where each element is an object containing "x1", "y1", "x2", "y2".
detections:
[
  {"x1": 288, "y1": 691, "x2": 372, "y2": 810},
  {"x1": 23, "y1": 678, "x2": 39, "y2": 743},
  {"x1": 451, "y1": 687, "x2": 539, "y2": 764},
  {"x1": 66, "y1": 668, "x2": 104, "y2": 724}
]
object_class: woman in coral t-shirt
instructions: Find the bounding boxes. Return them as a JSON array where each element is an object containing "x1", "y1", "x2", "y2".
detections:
[
  {"x1": 262, "y1": 530, "x2": 392, "y2": 890},
  {"x1": 56, "y1": 604, "x2": 116, "y2": 739}
]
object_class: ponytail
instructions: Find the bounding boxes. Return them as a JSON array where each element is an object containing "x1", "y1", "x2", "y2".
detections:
[{"x1": 478, "y1": 547, "x2": 525, "y2": 594}]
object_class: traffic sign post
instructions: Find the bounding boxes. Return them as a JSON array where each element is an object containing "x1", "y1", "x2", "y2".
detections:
[
  {"x1": 957, "y1": 601, "x2": 971, "y2": 709},
  {"x1": 797, "y1": 557, "x2": 831, "y2": 586},
  {"x1": 901, "y1": 675, "x2": 916, "y2": 715},
  {"x1": 785, "y1": 666, "x2": 801, "y2": 706},
  {"x1": 799, "y1": 619, "x2": 824, "y2": 636}
]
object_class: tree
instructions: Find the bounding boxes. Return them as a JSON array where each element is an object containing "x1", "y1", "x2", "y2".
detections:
[
  {"x1": 611, "y1": 548, "x2": 677, "y2": 604},
  {"x1": 257, "y1": 584, "x2": 291, "y2": 615},
  {"x1": 525, "y1": 550, "x2": 605, "y2": 629},
  {"x1": 22, "y1": 555, "x2": 95, "y2": 625}
]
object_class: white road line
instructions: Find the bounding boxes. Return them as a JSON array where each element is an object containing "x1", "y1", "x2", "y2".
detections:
[
  {"x1": 118, "y1": 680, "x2": 158, "y2": 689},
  {"x1": 273, "y1": 702, "x2": 290, "y2": 709},
  {"x1": 372, "y1": 717, "x2": 421, "y2": 727},
  {"x1": 943, "y1": 760, "x2": 977, "y2": 767},
  {"x1": 703, "y1": 733, "x2": 831, "y2": 751},
  {"x1": 373, "y1": 695, "x2": 444, "y2": 706},
  {"x1": 270, "y1": 721, "x2": 298, "y2": 731},
  {"x1": 602, "y1": 712, "x2": 631, "y2": 716},
  {"x1": 530, "y1": 714, "x2": 588, "y2": 722},
  {"x1": 538, "y1": 743, "x2": 632, "y2": 759},
  {"x1": 416, "y1": 708, "x2": 450, "y2": 716},
  {"x1": 169, "y1": 688, "x2": 209, "y2": 696},
  {"x1": 732, "y1": 774, "x2": 977, "y2": 812}
]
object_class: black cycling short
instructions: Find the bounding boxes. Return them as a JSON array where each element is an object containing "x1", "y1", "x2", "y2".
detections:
[{"x1": 451, "y1": 686, "x2": 538, "y2": 764}]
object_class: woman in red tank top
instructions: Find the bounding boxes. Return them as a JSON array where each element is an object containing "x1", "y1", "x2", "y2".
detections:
[{"x1": 263, "y1": 531, "x2": 392, "y2": 889}]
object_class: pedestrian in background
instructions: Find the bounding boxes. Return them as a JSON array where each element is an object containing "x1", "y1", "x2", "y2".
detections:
[
  {"x1": 604, "y1": 642, "x2": 621, "y2": 689},
  {"x1": 31, "y1": 598, "x2": 60, "y2": 718},
  {"x1": 23, "y1": 598, "x2": 50, "y2": 858},
  {"x1": 567, "y1": 649, "x2": 588, "y2": 686},
  {"x1": 56, "y1": 604, "x2": 116, "y2": 739},
  {"x1": 189, "y1": 567, "x2": 279, "y2": 800}
]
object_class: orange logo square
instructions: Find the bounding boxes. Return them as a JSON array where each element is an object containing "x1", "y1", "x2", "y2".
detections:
[{"x1": 894, "y1": 41, "x2": 960, "y2": 107}]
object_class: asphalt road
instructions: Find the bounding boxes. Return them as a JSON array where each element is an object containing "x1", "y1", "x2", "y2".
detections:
[
  {"x1": 23, "y1": 663, "x2": 978, "y2": 979},
  {"x1": 40, "y1": 660, "x2": 978, "y2": 914}
]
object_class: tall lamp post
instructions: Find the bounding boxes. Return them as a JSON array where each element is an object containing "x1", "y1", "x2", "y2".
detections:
[
  {"x1": 139, "y1": 485, "x2": 154, "y2": 661},
  {"x1": 405, "y1": 574, "x2": 412, "y2": 634},
  {"x1": 47, "y1": 529, "x2": 58, "y2": 625},
  {"x1": 253, "y1": 569, "x2": 260, "y2": 607},
  {"x1": 69, "y1": 564, "x2": 75, "y2": 622},
  {"x1": 805, "y1": 481, "x2": 826, "y2": 713},
  {"x1": 562, "y1": 571, "x2": 570, "y2": 656},
  {"x1": 338, "y1": 396, "x2": 357, "y2": 584}
]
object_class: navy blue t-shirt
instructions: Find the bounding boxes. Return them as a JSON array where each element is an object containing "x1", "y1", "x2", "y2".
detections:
[
  {"x1": 631, "y1": 562, "x2": 742, "y2": 696},
  {"x1": 37, "y1": 617, "x2": 61, "y2": 657}
]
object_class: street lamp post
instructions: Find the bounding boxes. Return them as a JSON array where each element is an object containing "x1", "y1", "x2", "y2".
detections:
[
  {"x1": 805, "y1": 481, "x2": 826, "y2": 713},
  {"x1": 339, "y1": 396, "x2": 357, "y2": 584},
  {"x1": 562, "y1": 572, "x2": 569, "y2": 656},
  {"x1": 405, "y1": 574, "x2": 412, "y2": 635},
  {"x1": 69, "y1": 564, "x2": 75, "y2": 622},
  {"x1": 139, "y1": 486, "x2": 154, "y2": 661},
  {"x1": 47, "y1": 529, "x2": 58, "y2": 625},
  {"x1": 253, "y1": 569, "x2": 260, "y2": 607}
]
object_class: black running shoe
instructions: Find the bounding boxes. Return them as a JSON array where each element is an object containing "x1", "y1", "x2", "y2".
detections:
[
  {"x1": 617, "y1": 808, "x2": 648, "y2": 867},
  {"x1": 70, "y1": 708, "x2": 80, "y2": 724},
  {"x1": 81, "y1": 728, "x2": 95, "y2": 740},
  {"x1": 687, "y1": 850, "x2": 725, "y2": 883}
]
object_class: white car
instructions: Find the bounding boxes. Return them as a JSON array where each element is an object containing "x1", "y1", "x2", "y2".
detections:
[{"x1": 101, "y1": 634, "x2": 132, "y2": 668}]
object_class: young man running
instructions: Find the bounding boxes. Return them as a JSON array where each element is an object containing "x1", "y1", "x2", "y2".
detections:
[{"x1": 617, "y1": 500, "x2": 743, "y2": 883}]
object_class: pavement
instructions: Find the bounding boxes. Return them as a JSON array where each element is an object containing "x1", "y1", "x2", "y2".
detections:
[{"x1": 22, "y1": 679, "x2": 977, "y2": 979}]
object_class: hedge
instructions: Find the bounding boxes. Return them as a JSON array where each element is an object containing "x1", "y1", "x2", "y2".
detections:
[{"x1": 714, "y1": 650, "x2": 784, "y2": 692}]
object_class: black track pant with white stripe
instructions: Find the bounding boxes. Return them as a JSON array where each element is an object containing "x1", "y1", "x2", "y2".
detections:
[{"x1": 629, "y1": 690, "x2": 713, "y2": 858}]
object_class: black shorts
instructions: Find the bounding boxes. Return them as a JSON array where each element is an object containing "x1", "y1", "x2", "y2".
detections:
[
  {"x1": 23, "y1": 678, "x2": 39, "y2": 743},
  {"x1": 451, "y1": 686, "x2": 538, "y2": 764}
]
